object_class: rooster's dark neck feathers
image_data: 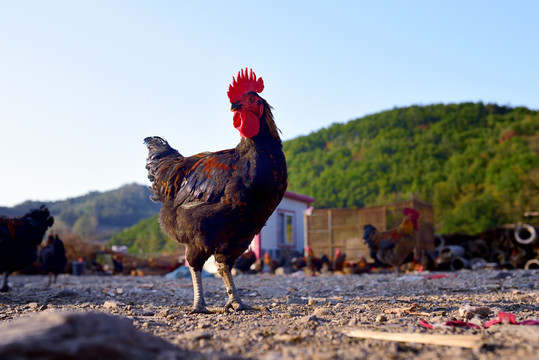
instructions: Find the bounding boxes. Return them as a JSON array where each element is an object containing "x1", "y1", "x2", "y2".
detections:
[{"x1": 236, "y1": 100, "x2": 281, "y2": 154}]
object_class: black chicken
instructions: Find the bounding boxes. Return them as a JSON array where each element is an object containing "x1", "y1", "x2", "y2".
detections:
[
  {"x1": 144, "y1": 69, "x2": 287, "y2": 313},
  {"x1": 233, "y1": 249, "x2": 257, "y2": 274},
  {"x1": 39, "y1": 233, "x2": 67, "y2": 286},
  {"x1": 0, "y1": 206, "x2": 54, "y2": 292}
]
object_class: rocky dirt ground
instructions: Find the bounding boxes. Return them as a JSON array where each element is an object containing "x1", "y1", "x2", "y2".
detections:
[{"x1": 0, "y1": 269, "x2": 538, "y2": 359}]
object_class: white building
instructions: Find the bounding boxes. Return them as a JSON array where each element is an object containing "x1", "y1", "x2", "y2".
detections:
[{"x1": 251, "y1": 191, "x2": 315, "y2": 260}]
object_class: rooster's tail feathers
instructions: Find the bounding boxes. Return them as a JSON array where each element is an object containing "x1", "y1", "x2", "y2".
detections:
[
  {"x1": 144, "y1": 136, "x2": 181, "y2": 157},
  {"x1": 144, "y1": 136, "x2": 182, "y2": 201},
  {"x1": 362, "y1": 224, "x2": 377, "y2": 249}
]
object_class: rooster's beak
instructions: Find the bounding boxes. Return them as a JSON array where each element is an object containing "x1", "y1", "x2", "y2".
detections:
[{"x1": 231, "y1": 102, "x2": 242, "y2": 111}]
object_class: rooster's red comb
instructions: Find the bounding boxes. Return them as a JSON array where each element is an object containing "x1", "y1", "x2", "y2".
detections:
[
  {"x1": 403, "y1": 208, "x2": 420, "y2": 219},
  {"x1": 227, "y1": 68, "x2": 264, "y2": 103}
]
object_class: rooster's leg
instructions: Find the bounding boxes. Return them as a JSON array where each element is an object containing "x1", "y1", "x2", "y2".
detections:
[
  {"x1": 189, "y1": 266, "x2": 211, "y2": 314},
  {"x1": 216, "y1": 262, "x2": 253, "y2": 312}
]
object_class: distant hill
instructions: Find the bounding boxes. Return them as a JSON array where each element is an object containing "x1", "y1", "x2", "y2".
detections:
[
  {"x1": 284, "y1": 102, "x2": 539, "y2": 234},
  {"x1": 0, "y1": 183, "x2": 160, "y2": 242},
  {"x1": 108, "y1": 214, "x2": 181, "y2": 257}
]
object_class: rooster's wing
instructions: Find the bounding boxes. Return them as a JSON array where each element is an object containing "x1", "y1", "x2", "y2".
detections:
[{"x1": 163, "y1": 149, "x2": 242, "y2": 207}]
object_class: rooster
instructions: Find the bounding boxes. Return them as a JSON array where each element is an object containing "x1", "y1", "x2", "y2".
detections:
[
  {"x1": 363, "y1": 208, "x2": 420, "y2": 272},
  {"x1": 144, "y1": 69, "x2": 287, "y2": 313}
]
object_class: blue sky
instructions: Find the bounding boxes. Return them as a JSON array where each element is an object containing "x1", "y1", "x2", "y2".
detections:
[{"x1": 1, "y1": 1, "x2": 538, "y2": 207}]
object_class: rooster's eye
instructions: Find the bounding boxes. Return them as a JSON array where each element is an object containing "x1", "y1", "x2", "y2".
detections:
[{"x1": 248, "y1": 96, "x2": 255, "y2": 103}]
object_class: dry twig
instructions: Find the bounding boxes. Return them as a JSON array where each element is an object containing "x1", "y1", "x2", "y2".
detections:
[{"x1": 343, "y1": 329, "x2": 484, "y2": 349}]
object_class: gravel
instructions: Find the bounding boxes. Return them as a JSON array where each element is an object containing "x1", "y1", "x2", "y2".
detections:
[{"x1": 1, "y1": 269, "x2": 538, "y2": 359}]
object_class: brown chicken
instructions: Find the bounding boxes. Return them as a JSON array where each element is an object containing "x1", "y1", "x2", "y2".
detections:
[
  {"x1": 144, "y1": 69, "x2": 287, "y2": 313},
  {"x1": 332, "y1": 248, "x2": 346, "y2": 273},
  {"x1": 305, "y1": 245, "x2": 330, "y2": 275},
  {"x1": 263, "y1": 252, "x2": 281, "y2": 274},
  {"x1": 343, "y1": 256, "x2": 369, "y2": 274},
  {"x1": 363, "y1": 208, "x2": 420, "y2": 272}
]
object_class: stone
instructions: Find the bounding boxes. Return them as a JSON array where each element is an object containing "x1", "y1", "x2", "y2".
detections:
[
  {"x1": 103, "y1": 300, "x2": 119, "y2": 309},
  {"x1": 0, "y1": 310, "x2": 209, "y2": 360},
  {"x1": 301, "y1": 315, "x2": 320, "y2": 325},
  {"x1": 313, "y1": 308, "x2": 333, "y2": 317},
  {"x1": 458, "y1": 305, "x2": 491, "y2": 320}
]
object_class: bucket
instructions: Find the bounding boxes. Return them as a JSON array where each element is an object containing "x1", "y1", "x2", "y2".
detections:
[{"x1": 72, "y1": 261, "x2": 84, "y2": 276}]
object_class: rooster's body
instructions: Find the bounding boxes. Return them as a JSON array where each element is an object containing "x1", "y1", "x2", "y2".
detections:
[
  {"x1": 363, "y1": 208, "x2": 420, "y2": 272},
  {"x1": 145, "y1": 69, "x2": 287, "y2": 313}
]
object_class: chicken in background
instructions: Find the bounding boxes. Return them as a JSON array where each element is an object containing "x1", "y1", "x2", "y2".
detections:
[
  {"x1": 39, "y1": 232, "x2": 67, "y2": 286},
  {"x1": 144, "y1": 69, "x2": 287, "y2": 313},
  {"x1": 233, "y1": 249, "x2": 257, "y2": 274},
  {"x1": 263, "y1": 252, "x2": 281, "y2": 274},
  {"x1": 343, "y1": 256, "x2": 369, "y2": 274},
  {"x1": 290, "y1": 256, "x2": 307, "y2": 272},
  {"x1": 305, "y1": 245, "x2": 330, "y2": 276},
  {"x1": 332, "y1": 248, "x2": 346, "y2": 273},
  {"x1": 363, "y1": 208, "x2": 420, "y2": 272},
  {"x1": 0, "y1": 206, "x2": 54, "y2": 292},
  {"x1": 252, "y1": 257, "x2": 264, "y2": 273}
]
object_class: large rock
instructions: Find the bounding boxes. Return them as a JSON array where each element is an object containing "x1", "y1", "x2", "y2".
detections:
[{"x1": 0, "y1": 311, "x2": 207, "y2": 360}]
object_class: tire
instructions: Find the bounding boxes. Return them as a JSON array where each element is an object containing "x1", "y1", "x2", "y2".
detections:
[{"x1": 514, "y1": 224, "x2": 537, "y2": 245}]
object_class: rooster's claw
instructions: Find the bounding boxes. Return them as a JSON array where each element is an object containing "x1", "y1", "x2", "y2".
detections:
[{"x1": 189, "y1": 304, "x2": 212, "y2": 314}]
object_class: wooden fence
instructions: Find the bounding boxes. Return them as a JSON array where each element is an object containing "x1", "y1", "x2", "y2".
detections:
[{"x1": 306, "y1": 198, "x2": 434, "y2": 265}]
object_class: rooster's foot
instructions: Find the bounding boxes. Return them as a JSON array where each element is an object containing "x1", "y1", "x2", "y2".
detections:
[
  {"x1": 221, "y1": 300, "x2": 267, "y2": 313},
  {"x1": 189, "y1": 303, "x2": 212, "y2": 314},
  {"x1": 226, "y1": 300, "x2": 249, "y2": 312}
]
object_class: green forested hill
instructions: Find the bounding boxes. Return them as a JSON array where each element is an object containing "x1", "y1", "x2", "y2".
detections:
[
  {"x1": 284, "y1": 103, "x2": 539, "y2": 234},
  {"x1": 108, "y1": 214, "x2": 178, "y2": 256},
  {"x1": 0, "y1": 183, "x2": 161, "y2": 242}
]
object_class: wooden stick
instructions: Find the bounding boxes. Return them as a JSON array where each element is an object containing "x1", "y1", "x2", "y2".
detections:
[{"x1": 343, "y1": 329, "x2": 484, "y2": 349}]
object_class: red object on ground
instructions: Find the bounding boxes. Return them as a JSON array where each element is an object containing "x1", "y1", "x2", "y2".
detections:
[
  {"x1": 445, "y1": 320, "x2": 481, "y2": 329},
  {"x1": 420, "y1": 311, "x2": 539, "y2": 330},
  {"x1": 419, "y1": 319, "x2": 434, "y2": 329},
  {"x1": 424, "y1": 274, "x2": 457, "y2": 279},
  {"x1": 484, "y1": 311, "x2": 539, "y2": 328}
]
